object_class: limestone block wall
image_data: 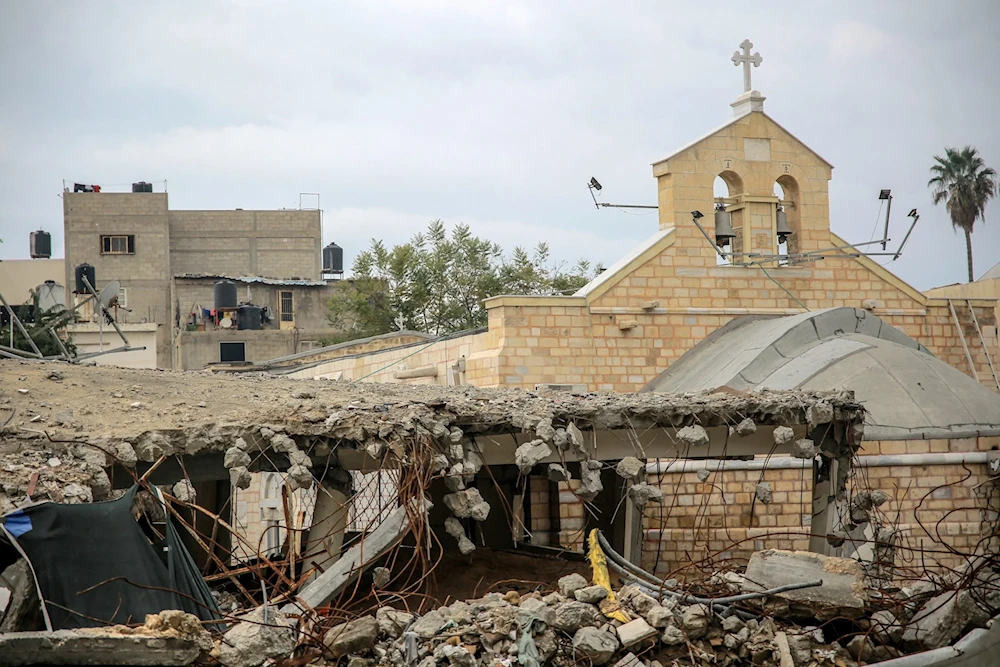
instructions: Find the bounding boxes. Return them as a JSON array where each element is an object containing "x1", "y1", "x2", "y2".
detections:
[
  {"x1": 285, "y1": 328, "x2": 500, "y2": 385},
  {"x1": 177, "y1": 329, "x2": 343, "y2": 369},
  {"x1": 635, "y1": 435, "x2": 999, "y2": 579}
]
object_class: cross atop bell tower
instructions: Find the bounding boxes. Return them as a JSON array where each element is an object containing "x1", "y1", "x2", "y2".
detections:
[
  {"x1": 732, "y1": 39, "x2": 762, "y2": 93},
  {"x1": 730, "y1": 39, "x2": 766, "y2": 117}
]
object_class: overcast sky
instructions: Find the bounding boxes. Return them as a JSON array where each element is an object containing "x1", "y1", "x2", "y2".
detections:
[{"x1": 2, "y1": 0, "x2": 998, "y2": 288}]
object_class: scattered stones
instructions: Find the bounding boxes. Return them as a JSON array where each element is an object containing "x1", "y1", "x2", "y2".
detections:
[
  {"x1": 574, "y1": 585, "x2": 609, "y2": 604},
  {"x1": 411, "y1": 610, "x2": 447, "y2": 639},
  {"x1": 553, "y1": 601, "x2": 599, "y2": 632},
  {"x1": 645, "y1": 605, "x2": 675, "y2": 629},
  {"x1": 680, "y1": 604, "x2": 710, "y2": 639},
  {"x1": 572, "y1": 627, "x2": 619, "y2": 666},
  {"x1": 218, "y1": 606, "x2": 295, "y2": 667},
  {"x1": 557, "y1": 573, "x2": 589, "y2": 598},
  {"x1": 514, "y1": 440, "x2": 552, "y2": 474},
  {"x1": 443, "y1": 488, "x2": 491, "y2": 521},
  {"x1": 45, "y1": 370, "x2": 64, "y2": 381},
  {"x1": 661, "y1": 625, "x2": 685, "y2": 645},
  {"x1": 677, "y1": 425, "x2": 709, "y2": 447},
  {"x1": 129, "y1": 401, "x2": 144, "y2": 410},
  {"x1": 61, "y1": 483, "x2": 92, "y2": 504},
  {"x1": 285, "y1": 464, "x2": 313, "y2": 490},
  {"x1": 615, "y1": 456, "x2": 645, "y2": 482},
  {"x1": 375, "y1": 607, "x2": 414, "y2": 639},
  {"x1": 627, "y1": 482, "x2": 664, "y2": 508},
  {"x1": 324, "y1": 615, "x2": 378, "y2": 658},
  {"x1": 618, "y1": 586, "x2": 658, "y2": 615},
  {"x1": 755, "y1": 481, "x2": 772, "y2": 504}
]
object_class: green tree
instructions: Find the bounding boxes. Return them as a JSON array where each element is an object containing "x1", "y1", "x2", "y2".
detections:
[
  {"x1": 325, "y1": 221, "x2": 599, "y2": 341},
  {"x1": 928, "y1": 146, "x2": 998, "y2": 282}
]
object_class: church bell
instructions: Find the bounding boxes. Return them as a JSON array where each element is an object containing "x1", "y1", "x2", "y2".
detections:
[
  {"x1": 776, "y1": 206, "x2": 793, "y2": 243},
  {"x1": 714, "y1": 204, "x2": 736, "y2": 247}
]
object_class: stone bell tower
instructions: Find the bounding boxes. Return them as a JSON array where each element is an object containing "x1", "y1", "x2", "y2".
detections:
[{"x1": 651, "y1": 40, "x2": 833, "y2": 264}]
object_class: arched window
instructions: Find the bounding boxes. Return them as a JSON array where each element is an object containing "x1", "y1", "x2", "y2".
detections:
[{"x1": 261, "y1": 473, "x2": 284, "y2": 554}]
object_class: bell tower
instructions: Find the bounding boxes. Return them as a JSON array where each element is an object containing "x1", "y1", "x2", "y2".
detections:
[{"x1": 651, "y1": 40, "x2": 833, "y2": 265}]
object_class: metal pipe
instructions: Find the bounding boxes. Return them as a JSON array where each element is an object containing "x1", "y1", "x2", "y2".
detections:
[
  {"x1": 645, "y1": 451, "x2": 993, "y2": 474},
  {"x1": 0, "y1": 290, "x2": 42, "y2": 357},
  {"x1": 82, "y1": 275, "x2": 131, "y2": 347}
]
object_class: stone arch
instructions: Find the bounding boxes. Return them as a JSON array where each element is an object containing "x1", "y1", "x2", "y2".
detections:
[
  {"x1": 717, "y1": 169, "x2": 745, "y2": 197},
  {"x1": 713, "y1": 170, "x2": 745, "y2": 264},
  {"x1": 775, "y1": 173, "x2": 802, "y2": 255}
]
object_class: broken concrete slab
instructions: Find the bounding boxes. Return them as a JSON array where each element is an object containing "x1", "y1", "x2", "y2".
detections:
[
  {"x1": 0, "y1": 559, "x2": 41, "y2": 632},
  {"x1": 290, "y1": 499, "x2": 430, "y2": 612},
  {"x1": 0, "y1": 630, "x2": 201, "y2": 666},
  {"x1": 571, "y1": 626, "x2": 619, "y2": 665},
  {"x1": 218, "y1": 605, "x2": 296, "y2": 667},
  {"x1": 677, "y1": 425, "x2": 709, "y2": 447},
  {"x1": 579, "y1": 460, "x2": 603, "y2": 500},
  {"x1": 375, "y1": 607, "x2": 414, "y2": 639},
  {"x1": 902, "y1": 588, "x2": 993, "y2": 650},
  {"x1": 742, "y1": 549, "x2": 866, "y2": 620},
  {"x1": 616, "y1": 617, "x2": 657, "y2": 649},
  {"x1": 547, "y1": 463, "x2": 571, "y2": 483},
  {"x1": 574, "y1": 585, "x2": 609, "y2": 604}
]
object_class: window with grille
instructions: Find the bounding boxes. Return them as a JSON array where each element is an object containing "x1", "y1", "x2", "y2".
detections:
[
  {"x1": 100, "y1": 235, "x2": 135, "y2": 255},
  {"x1": 279, "y1": 291, "x2": 294, "y2": 322}
]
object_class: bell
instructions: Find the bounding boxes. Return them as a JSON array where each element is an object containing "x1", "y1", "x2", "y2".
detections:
[
  {"x1": 714, "y1": 205, "x2": 736, "y2": 247},
  {"x1": 776, "y1": 206, "x2": 793, "y2": 243}
]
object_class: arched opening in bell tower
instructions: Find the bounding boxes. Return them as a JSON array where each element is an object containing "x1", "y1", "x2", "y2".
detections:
[
  {"x1": 714, "y1": 171, "x2": 744, "y2": 265},
  {"x1": 774, "y1": 175, "x2": 801, "y2": 262}
]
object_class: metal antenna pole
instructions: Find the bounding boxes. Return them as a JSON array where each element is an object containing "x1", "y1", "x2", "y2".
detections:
[
  {"x1": 0, "y1": 290, "x2": 43, "y2": 358},
  {"x1": 81, "y1": 275, "x2": 132, "y2": 347},
  {"x1": 881, "y1": 194, "x2": 893, "y2": 250}
]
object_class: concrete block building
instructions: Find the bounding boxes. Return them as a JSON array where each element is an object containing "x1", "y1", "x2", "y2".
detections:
[{"x1": 62, "y1": 190, "x2": 345, "y2": 369}]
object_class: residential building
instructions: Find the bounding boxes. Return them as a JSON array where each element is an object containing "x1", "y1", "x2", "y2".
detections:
[{"x1": 62, "y1": 189, "x2": 346, "y2": 369}]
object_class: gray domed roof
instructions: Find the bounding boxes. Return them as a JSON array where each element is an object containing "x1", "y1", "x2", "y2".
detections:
[{"x1": 643, "y1": 307, "x2": 1000, "y2": 440}]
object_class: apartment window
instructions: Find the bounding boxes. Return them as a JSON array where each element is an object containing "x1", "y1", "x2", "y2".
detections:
[
  {"x1": 100, "y1": 235, "x2": 135, "y2": 255},
  {"x1": 219, "y1": 341, "x2": 246, "y2": 363},
  {"x1": 279, "y1": 291, "x2": 294, "y2": 322},
  {"x1": 114, "y1": 287, "x2": 128, "y2": 308}
]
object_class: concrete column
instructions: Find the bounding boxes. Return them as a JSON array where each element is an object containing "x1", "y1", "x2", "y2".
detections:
[{"x1": 301, "y1": 482, "x2": 350, "y2": 582}]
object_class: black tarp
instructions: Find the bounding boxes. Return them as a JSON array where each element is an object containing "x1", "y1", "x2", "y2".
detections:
[{"x1": 0, "y1": 485, "x2": 223, "y2": 630}]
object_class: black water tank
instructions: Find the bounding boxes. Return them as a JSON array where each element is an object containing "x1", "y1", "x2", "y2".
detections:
[
  {"x1": 29, "y1": 230, "x2": 51, "y2": 259},
  {"x1": 323, "y1": 242, "x2": 344, "y2": 274},
  {"x1": 74, "y1": 263, "x2": 96, "y2": 294},
  {"x1": 214, "y1": 280, "x2": 238, "y2": 310},
  {"x1": 132, "y1": 181, "x2": 153, "y2": 193},
  {"x1": 237, "y1": 304, "x2": 262, "y2": 330}
]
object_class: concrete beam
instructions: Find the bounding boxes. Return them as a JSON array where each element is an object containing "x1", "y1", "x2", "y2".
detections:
[
  {"x1": 0, "y1": 631, "x2": 200, "y2": 666},
  {"x1": 288, "y1": 497, "x2": 430, "y2": 612}
]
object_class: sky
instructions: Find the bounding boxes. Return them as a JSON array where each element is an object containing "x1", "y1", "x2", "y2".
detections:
[{"x1": 1, "y1": 0, "x2": 998, "y2": 288}]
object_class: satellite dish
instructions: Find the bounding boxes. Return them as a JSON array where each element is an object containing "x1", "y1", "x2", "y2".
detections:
[
  {"x1": 220, "y1": 317, "x2": 233, "y2": 329},
  {"x1": 98, "y1": 280, "x2": 121, "y2": 307}
]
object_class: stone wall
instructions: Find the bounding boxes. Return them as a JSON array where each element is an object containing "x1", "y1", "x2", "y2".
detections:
[
  {"x1": 635, "y1": 435, "x2": 1000, "y2": 579},
  {"x1": 177, "y1": 328, "x2": 343, "y2": 369}
]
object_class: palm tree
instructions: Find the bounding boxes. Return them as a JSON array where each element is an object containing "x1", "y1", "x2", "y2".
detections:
[{"x1": 928, "y1": 146, "x2": 998, "y2": 282}]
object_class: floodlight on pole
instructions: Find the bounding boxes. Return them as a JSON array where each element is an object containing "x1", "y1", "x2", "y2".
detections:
[
  {"x1": 879, "y1": 189, "x2": 893, "y2": 250},
  {"x1": 894, "y1": 208, "x2": 920, "y2": 261}
]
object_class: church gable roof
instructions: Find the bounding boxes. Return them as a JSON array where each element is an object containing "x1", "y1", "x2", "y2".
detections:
[{"x1": 651, "y1": 111, "x2": 834, "y2": 170}]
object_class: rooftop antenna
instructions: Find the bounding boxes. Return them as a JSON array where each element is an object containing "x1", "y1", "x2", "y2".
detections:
[{"x1": 587, "y1": 177, "x2": 657, "y2": 210}]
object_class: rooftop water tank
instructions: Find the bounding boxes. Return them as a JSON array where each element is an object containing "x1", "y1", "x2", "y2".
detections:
[
  {"x1": 323, "y1": 242, "x2": 344, "y2": 275},
  {"x1": 237, "y1": 304, "x2": 262, "y2": 330},
  {"x1": 214, "y1": 280, "x2": 238, "y2": 310},
  {"x1": 132, "y1": 181, "x2": 153, "y2": 193},
  {"x1": 29, "y1": 230, "x2": 51, "y2": 259},
  {"x1": 74, "y1": 264, "x2": 96, "y2": 294}
]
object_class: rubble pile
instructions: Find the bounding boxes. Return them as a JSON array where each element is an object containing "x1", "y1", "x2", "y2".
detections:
[{"x1": 288, "y1": 575, "x2": 867, "y2": 667}]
